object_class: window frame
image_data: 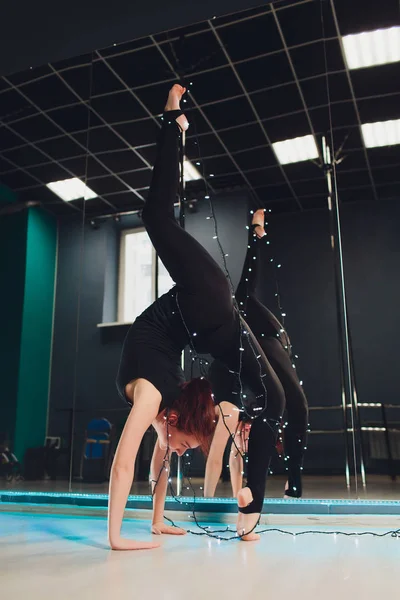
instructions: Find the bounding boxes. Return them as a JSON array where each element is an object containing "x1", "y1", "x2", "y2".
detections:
[{"x1": 118, "y1": 227, "x2": 157, "y2": 324}]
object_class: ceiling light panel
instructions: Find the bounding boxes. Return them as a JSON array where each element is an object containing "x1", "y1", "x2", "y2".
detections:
[
  {"x1": 342, "y1": 26, "x2": 400, "y2": 70},
  {"x1": 272, "y1": 134, "x2": 319, "y2": 165},
  {"x1": 46, "y1": 177, "x2": 98, "y2": 201},
  {"x1": 361, "y1": 118, "x2": 400, "y2": 148}
]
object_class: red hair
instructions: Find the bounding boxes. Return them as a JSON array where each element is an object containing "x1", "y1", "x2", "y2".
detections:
[{"x1": 171, "y1": 377, "x2": 216, "y2": 454}]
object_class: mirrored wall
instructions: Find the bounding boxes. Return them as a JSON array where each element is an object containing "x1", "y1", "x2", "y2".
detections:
[
  {"x1": 1, "y1": 0, "x2": 398, "y2": 505},
  {"x1": 69, "y1": 0, "x2": 354, "y2": 501}
]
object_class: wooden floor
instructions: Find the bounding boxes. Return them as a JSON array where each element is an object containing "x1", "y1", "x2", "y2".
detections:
[{"x1": 2, "y1": 510, "x2": 400, "y2": 600}]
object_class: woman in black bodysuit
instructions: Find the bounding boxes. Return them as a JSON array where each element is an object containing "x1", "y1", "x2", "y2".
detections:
[
  {"x1": 205, "y1": 210, "x2": 309, "y2": 500},
  {"x1": 109, "y1": 85, "x2": 286, "y2": 549}
]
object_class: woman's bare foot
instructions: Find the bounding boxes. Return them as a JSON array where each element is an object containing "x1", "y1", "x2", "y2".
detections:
[
  {"x1": 236, "y1": 487, "x2": 261, "y2": 542},
  {"x1": 252, "y1": 208, "x2": 266, "y2": 238},
  {"x1": 110, "y1": 537, "x2": 160, "y2": 551},
  {"x1": 164, "y1": 84, "x2": 189, "y2": 132}
]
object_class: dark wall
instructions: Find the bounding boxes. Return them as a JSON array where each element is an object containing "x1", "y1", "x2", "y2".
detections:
[
  {"x1": 341, "y1": 200, "x2": 400, "y2": 429},
  {"x1": 48, "y1": 217, "x2": 83, "y2": 443},
  {"x1": 260, "y1": 208, "x2": 342, "y2": 408},
  {"x1": 184, "y1": 194, "x2": 249, "y2": 290}
]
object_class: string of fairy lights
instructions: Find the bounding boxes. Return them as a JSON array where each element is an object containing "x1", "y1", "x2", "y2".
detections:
[{"x1": 145, "y1": 82, "x2": 310, "y2": 540}]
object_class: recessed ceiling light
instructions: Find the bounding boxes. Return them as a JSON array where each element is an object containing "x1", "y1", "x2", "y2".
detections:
[
  {"x1": 46, "y1": 178, "x2": 97, "y2": 201},
  {"x1": 183, "y1": 158, "x2": 202, "y2": 181},
  {"x1": 272, "y1": 134, "x2": 319, "y2": 165},
  {"x1": 361, "y1": 118, "x2": 400, "y2": 148},
  {"x1": 342, "y1": 26, "x2": 400, "y2": 69}
]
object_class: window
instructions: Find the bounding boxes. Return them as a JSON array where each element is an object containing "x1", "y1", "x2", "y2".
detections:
[{"x1": 118, "y1": 228, "x2": 174, "y2": 323}]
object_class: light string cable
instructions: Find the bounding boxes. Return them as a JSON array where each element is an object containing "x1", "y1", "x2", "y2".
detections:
[{"x1": 159, "y1": 432, "x2": 400, "y2": 541}]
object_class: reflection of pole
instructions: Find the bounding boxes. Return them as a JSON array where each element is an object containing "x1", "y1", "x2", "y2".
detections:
[
  {"x1": 177, "y1": 456, "x2": 182, "y2": 496},
  {"x1": 322, "y1": 137, "x2": 366, "y2": 494},
  {"x1": 348, "y1": 329, "x2": 367, "y2": 489},
  {"x1": 177, "y1": 128, "x2": 185, "y2": 498},
  {"x1": 179, "y1": 131, "x2": 186, "y2": 228},
  {"x1": 381, "y1": 403, "x2": 396, "y2": 481}
]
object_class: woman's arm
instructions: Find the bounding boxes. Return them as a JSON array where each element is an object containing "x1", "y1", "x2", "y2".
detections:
[
  {"x1": 108, "y1": 379, "x2": 161, "y2": 550},
  {"x1": 150, "y1": 439, "x2": 186, "y2": 535},
  {"x1": 204, "y1": 402, "x2": 240, "y2": 497}
]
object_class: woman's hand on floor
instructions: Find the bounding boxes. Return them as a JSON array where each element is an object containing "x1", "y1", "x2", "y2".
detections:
[
  {"x1": 151, "y1": 521, "x2": 187, "y2": 535},
  {"x1": 110, "y1": 537, "x2": 160, "y2": 551}
]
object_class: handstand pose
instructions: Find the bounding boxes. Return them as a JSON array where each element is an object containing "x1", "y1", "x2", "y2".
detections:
[
  {"x1": 110, "y1": 85, "x2": 286, "y2": 549},
  {"x1": 204, "y1": 209, "x2": 309, "y2": 499}
]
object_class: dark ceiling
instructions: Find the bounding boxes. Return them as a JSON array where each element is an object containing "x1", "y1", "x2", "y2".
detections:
[{"x1": 0, "y1": 0, "x2": 399, "y2": 218}]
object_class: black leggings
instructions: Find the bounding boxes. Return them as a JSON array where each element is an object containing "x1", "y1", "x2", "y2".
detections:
[
  {"x1": 142, "y1": 114, "x2": 285, "y2": 513},
  {"x1": 236, "y1": 219, "x2": 309, "y2": 497}
]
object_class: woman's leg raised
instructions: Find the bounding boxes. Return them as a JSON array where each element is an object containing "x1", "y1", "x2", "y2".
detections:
[{"x1": 141, "y1": 85, "x2": 232, "y2": 329}]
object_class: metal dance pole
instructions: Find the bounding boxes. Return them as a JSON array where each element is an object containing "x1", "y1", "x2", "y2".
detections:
[{"x1": 322, "y1": 136, "x2": 366, "y2": 494}]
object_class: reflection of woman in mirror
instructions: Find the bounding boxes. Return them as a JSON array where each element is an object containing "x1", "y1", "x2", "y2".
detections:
[
  {"x1": 205, "y1": 209, "x2": 309, "y2": 500},
  {"x1": 110, "y1": 84, "x2": 289, "y2": 549}
]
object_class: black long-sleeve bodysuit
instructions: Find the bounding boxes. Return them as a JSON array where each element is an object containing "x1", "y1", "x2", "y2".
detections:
[
  {"x1": 208, "y1": 222, "x2": 309, "y2": 497},
  {"x1": 117, "y1": 114, "x2": 285, "y2": 513}
]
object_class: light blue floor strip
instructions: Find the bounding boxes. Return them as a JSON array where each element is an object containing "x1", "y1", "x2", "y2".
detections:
[{"x1": 2, "y1": 490, "x2": 400, "y2": 514}]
